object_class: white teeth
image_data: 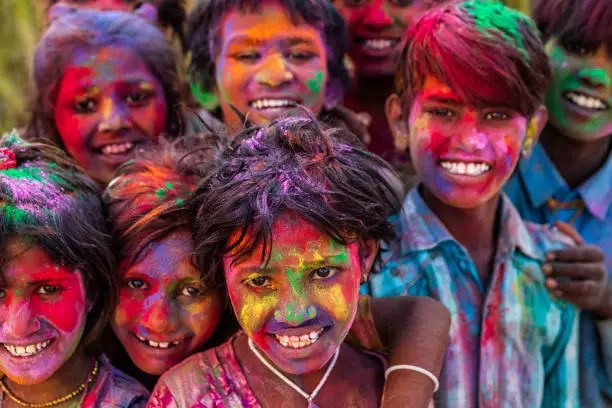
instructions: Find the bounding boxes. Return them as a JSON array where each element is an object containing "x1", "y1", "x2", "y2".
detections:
[
  {"x1": 440, "y1": 161, "x2": 491, "y2": 176},
  {"x1": 101, "y1": 142, "x2": 135, "y2": 156},
  {"x1": 566, "y1": 92, "x2": 608, "y2": 111},
  {"x1": 135, "y1": 334, "x2": 180, "y2": 349},
  {"x1": 364, "y1": 39, "x2": 394, "y2": 50},
  {"x1": 3, "y1": 340, "x2": 52, "y2": 357},
  {"x1": 275, "y1": 329, "x2": 325, "y2": 349},
  {"x1": 250, "y1": 99, "x2": 297, "y2": 110}
]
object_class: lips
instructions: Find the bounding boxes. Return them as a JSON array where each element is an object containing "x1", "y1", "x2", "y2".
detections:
[
  {"x1": 274, "y1": 328, "x2": 325, "y2": 349},
  {"x1": 438, "y1": 160, "x2": 492, "y2": 176},
  {"x1": 131, "y1": 332, "x2": 190, "y2": 352},
  {"x1": 355, "y1": 37, "x2": 401, "y2": 56},
  {"x1": 248, "y1": 98, "x2": 299, "y2": 111},
  {"x1": 2, "y1": 339, "x2": 54, "y2": 358},
  {"x1": 563, "y1": 90, "x2": 610, "y2": 112}
]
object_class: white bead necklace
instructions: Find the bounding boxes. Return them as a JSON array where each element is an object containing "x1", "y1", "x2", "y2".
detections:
[{"x1": 248, "y1": 337, "x2": 340, "y2": 408}]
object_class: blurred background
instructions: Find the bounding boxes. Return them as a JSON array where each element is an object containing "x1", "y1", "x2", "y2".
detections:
[{"x1": 0, "y1": 0, "x2": 530, "y2": 132}]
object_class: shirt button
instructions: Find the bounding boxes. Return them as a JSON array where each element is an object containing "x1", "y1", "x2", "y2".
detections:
[{"x1": 391, "y1": 268, "x2": 401, "y2": 277}]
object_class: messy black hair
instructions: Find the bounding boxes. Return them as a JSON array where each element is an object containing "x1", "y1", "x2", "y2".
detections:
[
  {"x1": 191, "y1": 111, "x2": 401, "y2": 289},
  {"x1": 0, "y1": 131, "x2": 116, "y2": 354},
  {"x1": 533, "y1": 0, "x2": 612, "y2": 53}
]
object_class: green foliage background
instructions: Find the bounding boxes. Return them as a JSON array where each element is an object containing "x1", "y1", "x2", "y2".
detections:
[
  {"x1": 0, "y1": 0, "x2": 44, "y2": 133},
  {"x1": 0, "y1": 0, "x2": 530, "y2": 133}
]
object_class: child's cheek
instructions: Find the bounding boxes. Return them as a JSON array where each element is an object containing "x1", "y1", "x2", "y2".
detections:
[
  {"x1": 493, "y1": 132, "x2": 521, "y2": 173},
  {"x1": 114, "y1": 290, "x2": 144, "y2": 326},
  {"x1": 36, "y1": 288, "x2": 86, "y2": 334},
  {"x1": 310, "y1": 283, "x2": 351, "y2": 325},
  {"x1": 233, "y1": 289, "x2": 278, "y2": 335}
]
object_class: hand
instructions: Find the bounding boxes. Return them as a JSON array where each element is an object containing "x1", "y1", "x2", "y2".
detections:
[{"x1": 544, "y1": 221, "x2": 610, "y2": 318}]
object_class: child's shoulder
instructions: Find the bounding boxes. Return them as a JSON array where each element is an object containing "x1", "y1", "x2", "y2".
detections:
[
  {"x1": 523, "y1": 221, "x2": 576, "y2": 254},
  {"x1": 83, "y1": 356, "x2": 150, "y2": 407},
  {"x1": 153, "y1": 346, "x2": 222, "y2": 394},
  {"x1": 150, "y1": 338, "x2": 244, "y2": 406}
]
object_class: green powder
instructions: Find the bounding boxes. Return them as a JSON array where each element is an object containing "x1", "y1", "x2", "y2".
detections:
[{"x1": 460, "y1": 0, "x2": 536, "y2": 62}]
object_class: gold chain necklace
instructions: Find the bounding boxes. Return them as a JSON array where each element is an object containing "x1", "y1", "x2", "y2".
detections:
[{"x1": 0, "y1": 358, "x2": 99, "y2": 407}]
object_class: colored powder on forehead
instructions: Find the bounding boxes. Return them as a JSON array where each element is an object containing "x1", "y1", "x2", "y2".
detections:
[{"x1": 459, "y1": 0, "x2": 535, "y2": 62}]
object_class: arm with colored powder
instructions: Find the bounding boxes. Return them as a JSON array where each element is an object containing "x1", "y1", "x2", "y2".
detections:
[{"x1": 347, "y1": 295, "x2": 451, "y2": 408}]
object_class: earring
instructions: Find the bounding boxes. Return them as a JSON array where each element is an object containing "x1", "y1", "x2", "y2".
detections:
[{"x1": 522, "y1": 118, "x2": 537, "y2": 157}]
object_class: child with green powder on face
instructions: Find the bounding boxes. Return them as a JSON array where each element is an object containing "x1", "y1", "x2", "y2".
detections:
[
  {"x1": 368, "y1": 1, "x2": 582, "y2": 406},
  {"x1": 147, "y1": 115, "x2": 450, "y2": 407},
  {"x1": 185, "y1": 0, "x2": 373, "y2": 144},
  {"x1": 504, "y1": 0, "x2": 612, "y2": 405}
]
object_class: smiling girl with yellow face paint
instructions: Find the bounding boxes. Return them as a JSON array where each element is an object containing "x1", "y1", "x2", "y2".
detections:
[{"x1": 148, "y1": 115, "x2": 450, "y2": 408}]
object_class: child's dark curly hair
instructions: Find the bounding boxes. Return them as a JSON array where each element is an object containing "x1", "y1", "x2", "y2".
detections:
[{"x1": 191, "y1": 111, "x2": 401, "y2": 290}]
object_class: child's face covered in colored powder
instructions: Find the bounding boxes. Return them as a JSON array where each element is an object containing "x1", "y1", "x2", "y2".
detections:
[
  {"x1": 223, "y1": 212, "x2": 363, "y2": 375},
  {"x1": 55, "y1": 46, "x2": 167, "y2": 185},
  {"x1": 335, "y1": 0, "x2": 431, "y2": 77},
  {"x1": 407, "y1": 76, "x2": 528, "y2": 208},
  {"x1": 545, "y1": 38, "x2": 612, "y2": 142},
  {"x1": 0, "y1": 240, "x2": 88, "y2": 385},
  {"x1": 54, "y1": 0, "x2": 136, "y2": 11},
  {"x1": 215, "y1": 1, "x2": 329, "y2": 130},
  {"x1": 112, "y1": 230, "x2": 223, "y2": 375}
]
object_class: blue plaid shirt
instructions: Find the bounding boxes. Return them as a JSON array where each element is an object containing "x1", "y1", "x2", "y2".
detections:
[
  {"x1": 505, "y1": 143, "x2": 612, "y2": 407},
  {"x1": 363, "y1": 189, "x2": 579, "y2": 407}
]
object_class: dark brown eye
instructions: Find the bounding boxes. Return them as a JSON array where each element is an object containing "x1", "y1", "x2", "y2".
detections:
[
  {"x1": 74, "y1": 99, "x2": 96, "y2": 113},
  {"x1": 312, "y1": 267, "x2": 339, "y2": 280},
  {"x1": 127, "y1": 279, "x2": 147, "y2": 290},
  {"x1": 37, "y1": 285, "x2": 61, "y2": 295},
  {"x1": 181, "y1": 286, "x2": 202, "y2": 297},
  {"x1": 245, "y1": 275, "x2": 273, "y2": 289}
]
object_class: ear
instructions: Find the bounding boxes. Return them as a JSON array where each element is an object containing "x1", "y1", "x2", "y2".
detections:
[
  {"x1": 324, "y1": 78, "x2": 344, "y2": 111},
  {"x1": 522, "y1": 104, "x2": 548, "y2": 158},
  {"x1": 359, "y1": 240, "x2": 379, "y2": 284},
  {"x1": 134, "y1": 2, "x2": 159, "y2": 24},
  {"x1": 386, "y1": 93, "x2": 410, "y2": 152},
  {"x1": 48, "y1": 3, "x2": 77, "y2": 23},
  {"x1": 189, "y1": 73, "x2": 220, "y2": 111}
]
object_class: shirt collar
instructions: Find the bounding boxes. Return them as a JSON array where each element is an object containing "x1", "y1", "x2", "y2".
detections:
[
  {"x1": 518, "y1": 143, "x2": 567, "y2": 208},
  {"x1": 520, "y1": 143, "x2": 612, "y2": 221},
  {"x1": 576, "y1": 149, "x2": 612, "y2": 221},
  {"x1": 398, "y1": 188, "x2": 543, "y2": 260}
]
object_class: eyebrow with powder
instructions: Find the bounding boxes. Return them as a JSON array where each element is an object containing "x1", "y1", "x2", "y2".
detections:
[
  {"x1": 423, "y1": 95, "x2": 464, "y2": 105},
  {"x1": 228, "y1": 35, "x2": 316, "y2": 48},
  {"x1": 237, "y1": 252, "x2": 350, "y2": 275}
]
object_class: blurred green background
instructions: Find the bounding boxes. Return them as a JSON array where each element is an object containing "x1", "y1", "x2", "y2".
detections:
[{"x1": 0, "y1": 0, "x2": 531, "y2": 132}]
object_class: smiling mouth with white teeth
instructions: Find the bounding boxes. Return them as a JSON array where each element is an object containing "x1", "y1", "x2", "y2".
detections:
[
  {"x1": 439, "y1": 160, "x2": 492, "y2": 176},
  {"x1": 134, "y1": 334, "x2": 183, "y2": 350},
  {"x1": 3, "y1": 340, "x2": 53, "y2": 358},
  {"x1": 274, "y1": 328, "x2": 325, "y2": 349},
  {"x1": 359, "y1": 38, "x2": 400, "y2": 51},
  {"x1": 249, "y1": 99, "x2": 298, "y2": 110},
  {"x1": 97, "y1": 141, "x2": 137, "y2": 156},
  {"x1": 565, "y1": 91, "x2": 610, "y2": 111}
]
